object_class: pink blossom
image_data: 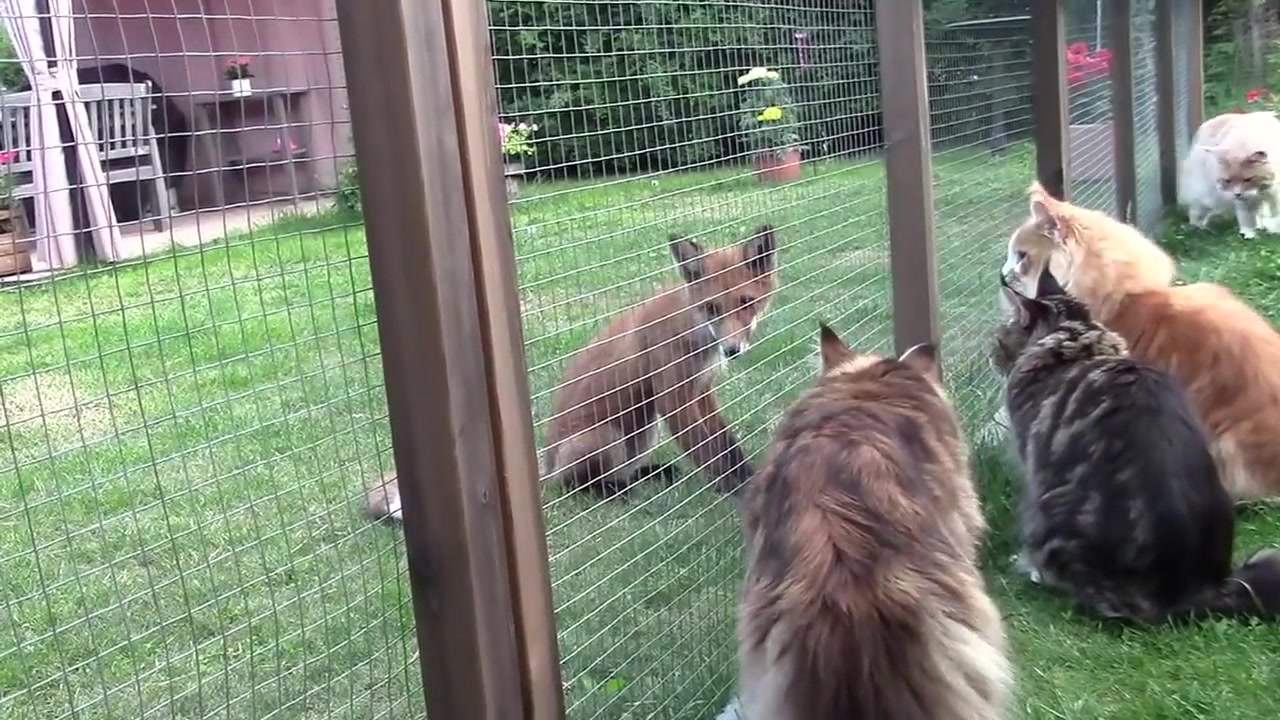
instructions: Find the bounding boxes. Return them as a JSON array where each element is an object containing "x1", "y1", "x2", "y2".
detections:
[{"x1": 0, "y1": 150, "x2": 17, "y2": 164}]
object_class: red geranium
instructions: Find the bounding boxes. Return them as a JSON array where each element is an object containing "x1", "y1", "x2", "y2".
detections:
[
  {"x1": 0, "y1": 151, "x2": 16, "y2": 165},
  {"x1": 1247, "y1": 88, "x2": 1269, "y2": 103},
  {"x1": 1065, "y1": 43, "x2": 1112, "y2": 86}
]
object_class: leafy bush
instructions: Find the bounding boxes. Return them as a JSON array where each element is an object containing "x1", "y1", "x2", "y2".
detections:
[
  {"x1": 335, "y1": 160, "x2": 362, "y2": 216},
  {"x1": 736, "y1": 67, "x2": 804, "y2": 159}
]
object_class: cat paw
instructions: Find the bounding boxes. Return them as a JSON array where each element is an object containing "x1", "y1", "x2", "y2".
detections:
[{"x1": 1010, "y1": 552, "x2": 1044, "y2": 584}]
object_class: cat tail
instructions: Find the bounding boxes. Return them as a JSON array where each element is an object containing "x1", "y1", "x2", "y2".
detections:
[
  {"x1": 748, "y1": 563, "x2": 1009, "y2": 718},
  {"x1": 365, "y1": 473, "x2": 402, "y2": 524},
  {"x1": 1168, "y1": 549, "x2": 1280, "y2": 622}
]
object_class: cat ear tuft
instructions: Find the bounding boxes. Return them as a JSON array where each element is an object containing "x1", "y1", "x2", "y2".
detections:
[
  {"x1": 818, "y1": 322, "x2": 851, "y2": 371},
  {"x1": 899, "y1": 342, "x2": 940, "y2": 378}
]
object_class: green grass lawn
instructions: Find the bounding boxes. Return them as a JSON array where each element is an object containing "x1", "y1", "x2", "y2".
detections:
[{"x1": 4, "y1": 142, "x2": 1280, "y2": 720}]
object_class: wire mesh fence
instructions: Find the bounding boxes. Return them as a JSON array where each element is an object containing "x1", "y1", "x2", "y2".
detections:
[
  {"x1": 0, "y1": 2, "x2": 419, "y2": 719},
  {"x1": 0, "y1": 0, "x2": 1207, "y2": 718}
]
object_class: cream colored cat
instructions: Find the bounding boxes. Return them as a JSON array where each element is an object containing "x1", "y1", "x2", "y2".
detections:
[{"x1": 1179, "y1": 111, "x2": 1280, "y2": 239}]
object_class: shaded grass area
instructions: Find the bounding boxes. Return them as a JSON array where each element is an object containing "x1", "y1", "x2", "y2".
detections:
[{"x1": 13, "y1": 143, "x2": 1280, "y2": 720}]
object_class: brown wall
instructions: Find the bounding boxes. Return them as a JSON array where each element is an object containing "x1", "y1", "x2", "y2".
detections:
[{"x1": 75, "y1": 0, "x2": 352, "y2": 196}]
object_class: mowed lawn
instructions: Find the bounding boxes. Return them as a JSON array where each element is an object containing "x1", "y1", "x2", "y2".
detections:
[{"x1": 5, "y1": 141, "x2": 1279, "y2": 720}]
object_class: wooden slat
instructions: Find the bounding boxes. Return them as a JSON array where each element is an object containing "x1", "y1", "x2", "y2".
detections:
[
  {"x1": 1188, "y1": 0, "x2": 1205, "y2": 133},
  {"x1": 438, "y1": 0, "x2": 565, "y2": 714},
  {"x1": 335, "y1": 1, "x2": 542, "y2": 718},
  {"x1": 876, "y1": 0, "x2": 940, "y2": 364},
  {"x1": 1156, "y1": 0, "x2": 1178, "y2": 208},
  {"x1": 1031, "y1": 0, "x2": 1068, "y2": 200},
  {"x1": 1108, "y1": 0, "x2": 1137, "y2": 223}
]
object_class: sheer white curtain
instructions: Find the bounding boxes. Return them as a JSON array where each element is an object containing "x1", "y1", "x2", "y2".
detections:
[{"x1": 0, "y1": 0, "x2": 120, "y2": 269}]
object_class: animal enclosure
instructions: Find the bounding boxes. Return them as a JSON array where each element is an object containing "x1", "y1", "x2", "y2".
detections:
[{"x1": 0, "y1": 0, "x2": 1206, "y2": 719}]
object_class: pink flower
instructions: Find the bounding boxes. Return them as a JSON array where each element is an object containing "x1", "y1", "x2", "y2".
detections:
[
  {"x1": 497, "y1": 121, "x2": 513, "y2": 143},
  {"x1": 1066, "y1": 42, "x2": 1090, "y2": 59},
  {"x1": 0, "y1": 150, "x2": 16, "y2": 164},
  {"x1": 1247, "y1": 88, "x2": 1269, "y2": 103}
]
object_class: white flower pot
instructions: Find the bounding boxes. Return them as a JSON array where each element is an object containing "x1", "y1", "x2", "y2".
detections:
[{"x1": 230, "y1": 77, "x2": 253, "y2": 98}]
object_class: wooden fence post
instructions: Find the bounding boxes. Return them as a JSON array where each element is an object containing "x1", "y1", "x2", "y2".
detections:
[
  {"x1": 1156, "y1": 0, "x2": 1178, "y2": 208},
  {"x1": 335, "y1": 2, "x2": 565, "y2": 719},
  {"x1": 1031, "y1": 0, "x2": 1068, "y2": 200},
  {"x1": 1109, "y1": 0, "x2": 1137, "y2": 223},
  {"x1": 876, "y1": 0, "x2": 940, "y2": 365},
  {"x1": 1188, "y1": 0, "x2": 1205, "y2": 133}
]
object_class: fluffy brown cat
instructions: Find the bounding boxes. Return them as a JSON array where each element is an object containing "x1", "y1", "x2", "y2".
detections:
[{"x1": 736, "y1": 325, "x2": 1010, "y2": 720}]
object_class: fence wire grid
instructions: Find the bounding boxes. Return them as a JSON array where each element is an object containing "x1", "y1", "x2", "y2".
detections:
[
  {"x1": 0, "y1": 3, "x2": 418, "y2": 720},
  {"x1": 0, "y1": 0, "x2": 1204, "y2": 719}
]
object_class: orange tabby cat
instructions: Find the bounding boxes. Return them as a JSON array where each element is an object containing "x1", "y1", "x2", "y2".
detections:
[
  {"x1": 1000, "y1": 182, "x2": 1175, "y2": 321},
  {"x1": 1106, "y1": 283, "x2": 1280, "y2": 501},
  {"x1": 1002, "y1": 183, "x2": 1280, "y2": 501}
]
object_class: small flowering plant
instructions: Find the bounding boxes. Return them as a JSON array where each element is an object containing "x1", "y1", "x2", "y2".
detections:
[
  {"x1": 737, "y1": 66, "x2": 804, "y2": 159},
  {"x1": 224, "y1": 56, "x2": 254, "y2": 81},
  {"x1": 1065, "y1": 42, "x2": 1113, "y2": 118},
  {"x1": 498, "y1": 119, "x2": 538, "y2": 160},
  {"x1": 1245, "y1": 87, "x2": 1278, "y2": 115}
]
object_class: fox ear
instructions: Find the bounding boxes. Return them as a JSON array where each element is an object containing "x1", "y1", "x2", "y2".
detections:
[
  {"x1": 818, "y1": 322, "x2": 851, "y2": 372},
  {"x1": 669, "y1": 235, "x2": 705, "y2": 284},
  {"x1": 1248, "y1": 149, "x2": 1269, "y2": 165},
  {"x1": 899, "y1": 342, "x2": 940, "y2": 378},
  {"x1": 742, "y1": 225, "x2": 777, "y2": 276}
]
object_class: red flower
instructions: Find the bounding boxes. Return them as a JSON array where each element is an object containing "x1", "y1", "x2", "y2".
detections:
[
  {"x1": 1066, "y1": 42, "x2": 1090, "y2": 58},
  {"x1": 1067, "y1": 69, "x2": 1086, "y2": 86},
  {"x1": 1247, "y1": 88, "x2": 1269, "y2": 103},
  {"x1": 0, "y1": 150, "x2": 16, "y2": 164}
]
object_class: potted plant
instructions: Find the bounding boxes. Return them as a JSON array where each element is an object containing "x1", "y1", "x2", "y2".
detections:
[
  {"x1": 499, "y1": 119, "x2": 537, "y2": 199},
  {"x1": 738, "y1": 66, "x2": 805, "y2": 184},
  {"x1": 1065, "y1": 42, "x2": 1114, "y2": 182},
  {"x1": 0, "y1": 150, "x2": 32, "y2": 275},
  {"x1": 225, "y1": 56, "x2": 254, "y2": 98}
]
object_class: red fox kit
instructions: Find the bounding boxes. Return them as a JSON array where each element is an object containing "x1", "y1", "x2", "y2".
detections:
[{"x1": 544, "y1": 225, "x2": 780, "y2": 498}]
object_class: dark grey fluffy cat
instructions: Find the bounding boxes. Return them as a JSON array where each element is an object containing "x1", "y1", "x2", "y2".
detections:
[{"x1": 991, "y1": 267, "x2": 1280, "y2": 624}]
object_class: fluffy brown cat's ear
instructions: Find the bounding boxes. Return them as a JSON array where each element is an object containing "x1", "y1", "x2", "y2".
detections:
[
  {"x1": 818, "y1": 322, "x2": 851, "y2": 371},
  {"x1": 899, "y1": 343, "x2": 940, "y2": 378},
  {"x1": 1247, "y1": 150, "x2": 1269, "y2": 165}
]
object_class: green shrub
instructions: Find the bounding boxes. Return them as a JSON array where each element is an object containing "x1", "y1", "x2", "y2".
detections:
[{"x1": 335, "y1": 160, "x2": 362, "y2": 216}]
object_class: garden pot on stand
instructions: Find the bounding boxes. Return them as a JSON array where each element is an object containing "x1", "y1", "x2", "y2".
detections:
[
  {"x1": 504, "y1": 160, "x2": 524, "y2": 200},
  {"x1": 231, "y1": 77, "x2": 253, "y2": 98},
  {"x1": 1066, "y1": 122, "x2": 1114, "y2": 211},
  {"x1": 753, "y1": 149, "x2": 803, "y2": 184}
]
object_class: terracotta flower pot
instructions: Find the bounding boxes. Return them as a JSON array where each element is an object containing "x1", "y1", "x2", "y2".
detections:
[{"x1": 753, "y1": 149, "x2": 803, "y2": 184}]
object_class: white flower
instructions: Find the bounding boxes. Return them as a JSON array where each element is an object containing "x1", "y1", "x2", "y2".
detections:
[
  {"x1": 737, "y1": 66, "x2": 779, "y2": 86},
  {"x1": 517, "y1": 122, "x2": 529, "y2": 131}
]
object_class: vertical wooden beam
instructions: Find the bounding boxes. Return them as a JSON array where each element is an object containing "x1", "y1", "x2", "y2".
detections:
[
  {"x1": 876, "y1": 0, "x2": 940, "y2": 364},
  {"x1": 440, "y1": 0, "x2": 566, "y2": 715},
  {"x1": 1109, "y1": 0, "x2": 1137, "y2": 223},
  {"x1": 335, "y1": 2, "x2": 563, "y2": 719},
  {"x1": 1188, "y1": 0, "x2": 1206, "y2": 133},
  {"x1": 1031, "y1": 0, "x2": 1068, "y2": 200},
  {"x1": 1156, "y1": 0, "x2": 1179, "y2": 208}
]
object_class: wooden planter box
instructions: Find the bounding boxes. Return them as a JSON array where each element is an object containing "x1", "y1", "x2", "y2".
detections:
[
  {"x1": 0, "y1": 205, "x2": 33, "y2": 276},
  {"x1": 1067, "y1": 122, "x2": 1114, "y2": 182}
]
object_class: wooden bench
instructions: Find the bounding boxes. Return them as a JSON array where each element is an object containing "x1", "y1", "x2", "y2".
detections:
[{"x1": 0, "y1": 81, "x2": 171, "y2": 231}]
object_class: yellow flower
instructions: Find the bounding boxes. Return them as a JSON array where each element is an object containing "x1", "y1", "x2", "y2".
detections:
[
  {"x1": 757, "y1": 106, "x2": 784, "y2": 122},
  {"x1": 737, "y1": 67, "x2": 780, "y2": 86}
]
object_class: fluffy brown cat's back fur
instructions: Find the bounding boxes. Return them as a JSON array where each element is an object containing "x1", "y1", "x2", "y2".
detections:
[
  {"x1": 1002, "y1": 183, "x2": 1175, "y2": 322},
  {"x1": 737, "y1": 329, "x2": 1009, "y2": 720},
  {"x1": 1106, "y1": 283, "x2": 1280, "y2": 500}
]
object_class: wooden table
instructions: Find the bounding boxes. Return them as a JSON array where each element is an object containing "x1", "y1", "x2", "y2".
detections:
[{"x1": 187, "y1": 89, "x2": 312, "y2": 208}]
